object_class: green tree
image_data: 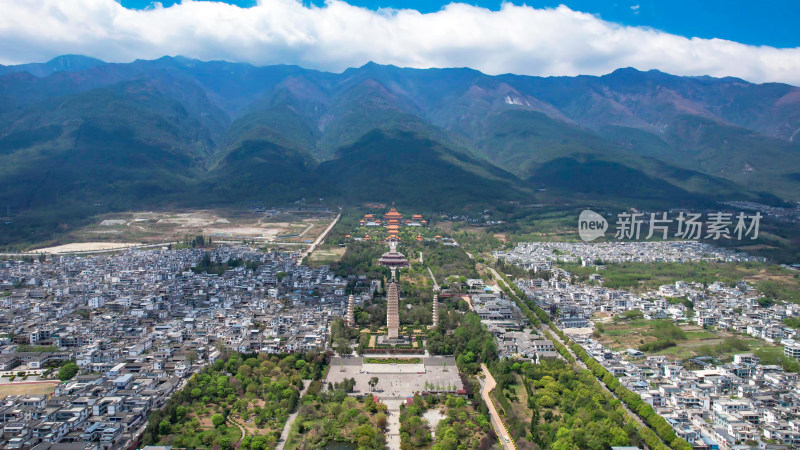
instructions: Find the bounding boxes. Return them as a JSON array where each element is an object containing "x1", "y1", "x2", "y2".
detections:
[
  {"x1": 158, "y1": 419, "x2": 171, "y2": 435},
  {"x1": 57, "y1": 362, "x2": 79, "y2": 381},
  {"x1": 333, "y1": 338, "x2": 352, "y2": 356},
  {"x1": 211, "y1": 413, "x2": 226, "y2": 428}
]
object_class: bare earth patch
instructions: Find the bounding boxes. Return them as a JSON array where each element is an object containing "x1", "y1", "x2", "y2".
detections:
[
  {"x1": 31, "y1": 242, "x2": 141, "y2": 254},
  {"x1": 24, "y1": 208, "x2": 337, "y2": 251},
  {"x1": 0, "y1": 381, "x2": 58, "y2": 397},
  {"x1": 422, "y1": 408, "x2": 447, "y2": 438},
  {"x1": 203, "y1": 226, "x2": 283, "y2": 239},
  {"x1": 308, "y1": 247, "x2": 347, "y2": 263}
]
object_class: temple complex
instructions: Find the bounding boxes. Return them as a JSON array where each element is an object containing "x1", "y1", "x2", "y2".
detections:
[
  {"x1": 384, "y1": 207, "x2": 403, "y2": 225},
  {"x1": 324, "y1": 207, "x2": 465, "y2": 408},
  {"x1": 358, "y1": 206, "x2": 426, "y2": 241}
]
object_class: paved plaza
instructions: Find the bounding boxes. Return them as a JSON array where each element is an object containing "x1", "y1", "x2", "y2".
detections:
[{"x1": 325, "y1": 356, "x2": 463, "y2": 399}]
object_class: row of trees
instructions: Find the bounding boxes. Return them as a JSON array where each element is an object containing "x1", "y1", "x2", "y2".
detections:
[
  {"x1": 502, "y1": 358, "x2": 638, "y2": 449},
  {"x1": 495, "y1": 269, "x2": 692, "y2": 450},
  {"x1": 568, "y1": 339, "x2": 691, "y2": 450}
]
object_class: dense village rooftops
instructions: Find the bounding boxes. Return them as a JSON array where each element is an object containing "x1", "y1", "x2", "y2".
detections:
[{"x1": 0, "y1": 245, "x2": 355, "y2": 448}]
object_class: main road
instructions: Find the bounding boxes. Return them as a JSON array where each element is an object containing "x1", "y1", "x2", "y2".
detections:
[
  {"x1": 480, "y1": 363, "x2": 515, "y2": 450},
  {"x1": 297, "y1": 210, "x2": 342, "y2": 265},
  {"x1": 543, "y1": 323, "x2": 650, "y2": 431},
  {"x1": 486, "y1": 266, "x2": 508, "y2": 291}
]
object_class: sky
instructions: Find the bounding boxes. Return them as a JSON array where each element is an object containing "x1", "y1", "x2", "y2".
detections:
[{"x1": 1, "y1": 0, "x2": 799, "y2": 85}]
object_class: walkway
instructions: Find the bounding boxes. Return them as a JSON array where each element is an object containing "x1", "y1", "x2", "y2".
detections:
[
  {"x1": 480, "y1": 363, "x2": 514, "y2": 450},
  {"x1": 384, "y1": 398, "x2": 403, "y2": 449},
  {"x1": 227, "y1": 417, "x2": 246, "y2": 446},
  {"x1": 427, "y1": 266, "x2": 440, "y2": 292},
  {"x1": 276, "y1": 380, "x2": 312, "y2": 450}
]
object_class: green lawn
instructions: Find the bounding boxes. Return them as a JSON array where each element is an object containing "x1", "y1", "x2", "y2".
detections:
[
  {"x1": 653, "y1": 345, "x2": 694, "y2": 359},
  {"x1": 684, "y1": 331, "x2": 717, "y2": 340},
  {"x1": 598, "y1": 318, "x2": 781, "y2": 362},
  {"x1": 754, "y1": 346, "x2": 785, "y2": 364}
]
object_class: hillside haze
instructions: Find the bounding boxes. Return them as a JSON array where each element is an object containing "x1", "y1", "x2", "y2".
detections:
[{"x1": 1, "y1": 55, "x2": 799, "y2": 242}]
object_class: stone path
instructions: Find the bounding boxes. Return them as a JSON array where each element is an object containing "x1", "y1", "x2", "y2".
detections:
[
  {"x1": 427, "y1": 266, "x2": 439, "y2": 291},
  {"x1": 276, "y1": 380, "x2": 311, "y2": 450},
  {"x1": 384, "y1": 399, "x2": 403, "y2": 450}
]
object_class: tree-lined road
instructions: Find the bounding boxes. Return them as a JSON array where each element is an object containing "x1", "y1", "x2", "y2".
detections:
[
  {"x1": 488, "y1": 265, "x2": 655, "y2": 441},
  {"x1": 481, "y1": 363, "x2": 515, "y2": 450}
]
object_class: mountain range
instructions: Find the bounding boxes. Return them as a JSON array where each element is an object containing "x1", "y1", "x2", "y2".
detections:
[{"x1": 1, "y1": 55, "x2": 799, "y2": 242}]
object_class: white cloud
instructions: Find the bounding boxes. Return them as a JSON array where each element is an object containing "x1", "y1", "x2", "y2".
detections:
[{"x1": 0, "y1": 0, "x2": 799, "y2": 85}]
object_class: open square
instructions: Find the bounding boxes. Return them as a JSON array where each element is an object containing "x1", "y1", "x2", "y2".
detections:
[{"x1": 325, "y1": 356, "x2": 464, "y2": 399}]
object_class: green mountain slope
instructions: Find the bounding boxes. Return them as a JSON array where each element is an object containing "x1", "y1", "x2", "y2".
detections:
[
  {"x1": 0, "y1": 80, "x2": 211, "y2": 212},
  {"x1": 0, "y1": 57, "x2": 799, "y2": 247},
  {"x1": 316, "y1": 130, "x2": 525, "y2": 210}
]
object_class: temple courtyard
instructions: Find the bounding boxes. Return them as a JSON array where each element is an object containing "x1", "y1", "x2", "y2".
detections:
[{"x1": 325, "y1": 356, "x2": 464, "y2": 400}]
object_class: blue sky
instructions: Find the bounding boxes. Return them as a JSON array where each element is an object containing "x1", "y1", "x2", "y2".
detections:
[{"x1": 120, "y1": 0, "x2": 800, "y2": 48}]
